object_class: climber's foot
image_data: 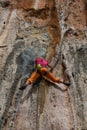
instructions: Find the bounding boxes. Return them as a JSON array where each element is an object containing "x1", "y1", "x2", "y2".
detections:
[
  {"x1": 19, "y1": 85, "x2": 27, "y2": 91},
  {"x1": 64, "y1": 81, "x2": 71, "y2": 87}
]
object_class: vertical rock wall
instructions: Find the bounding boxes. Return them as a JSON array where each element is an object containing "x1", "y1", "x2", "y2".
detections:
[
  {"x1": 55, "y1": 0, "x2": 87, "y2": 129},
  {"x1": 0, "y1": 0, "x2": 87, "y2": 130}
]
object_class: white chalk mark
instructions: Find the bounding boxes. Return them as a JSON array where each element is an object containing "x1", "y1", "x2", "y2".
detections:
[{"x1": 34, "y1": 0, "x2": 40, "y2": 9}]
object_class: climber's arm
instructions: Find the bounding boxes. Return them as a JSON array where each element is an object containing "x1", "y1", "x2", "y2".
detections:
[
  {"x1": 47, "y1": 64, "x2": 52, "y2": 69},
  {"x1": 47, "y1": 64, "x2": 53, "y2": 71}
]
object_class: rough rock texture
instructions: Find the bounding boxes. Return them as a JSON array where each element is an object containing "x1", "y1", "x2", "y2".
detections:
[{"x1": 0, "y1": 0, "x2": 87, "y2": 130}]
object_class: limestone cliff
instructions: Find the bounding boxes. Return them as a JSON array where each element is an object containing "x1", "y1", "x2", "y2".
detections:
[{"x1": 0, "y1": 0, "x2": 87, "y2": 130}]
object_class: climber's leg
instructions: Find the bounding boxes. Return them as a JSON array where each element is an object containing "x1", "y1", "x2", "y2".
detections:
[
  {"x1": 40, "y1": 68, "x2": 61, "y2": 83},
  {"x1": 27, "y1": 71, "x2": 40, "y2": 84}
]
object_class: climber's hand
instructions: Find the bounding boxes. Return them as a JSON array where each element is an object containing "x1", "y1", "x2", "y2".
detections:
[{"x1": 48, "y1": 64, "x2": 53, "y2": 72}]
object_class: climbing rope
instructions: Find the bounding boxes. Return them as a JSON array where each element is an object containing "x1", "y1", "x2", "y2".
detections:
[{"x1": 9, "y1": 90, "x2": 23, "y2": 130}]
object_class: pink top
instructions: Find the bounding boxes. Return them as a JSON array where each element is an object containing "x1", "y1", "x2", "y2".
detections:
[{"x1": 35, "y1": 58, "x2": 48, "y2": 67}]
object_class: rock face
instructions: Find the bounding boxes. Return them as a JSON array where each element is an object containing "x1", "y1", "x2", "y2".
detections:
[{"x1": 0, "y1": 0, "x2": 87, "y2": 130}]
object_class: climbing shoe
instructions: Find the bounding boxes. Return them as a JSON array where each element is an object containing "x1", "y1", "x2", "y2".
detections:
[
  {"x1": 64, "y1": 81, "x2": 70, "y2": 87},
  {"x1": 19, "y1": 85, "x2": 27, "y2": 91}
]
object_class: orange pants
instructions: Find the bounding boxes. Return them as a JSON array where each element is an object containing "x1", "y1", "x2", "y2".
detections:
[{"x1": 27, "y1": 67, "x2": 61, "y2": 84}]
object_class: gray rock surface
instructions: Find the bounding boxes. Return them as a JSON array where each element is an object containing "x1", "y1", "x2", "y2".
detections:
[{"x1": 0, "y1": 0, "x2": 87, "y2": 130}]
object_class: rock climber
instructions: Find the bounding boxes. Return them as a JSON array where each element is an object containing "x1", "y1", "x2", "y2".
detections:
[{"x1": 19, "y1": 57, "x2": 70, "y2": 90}]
